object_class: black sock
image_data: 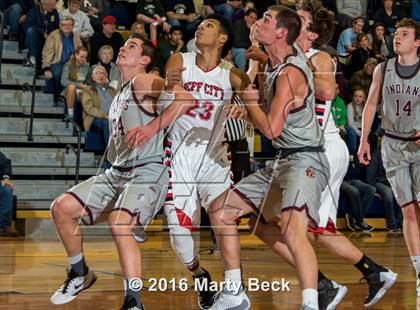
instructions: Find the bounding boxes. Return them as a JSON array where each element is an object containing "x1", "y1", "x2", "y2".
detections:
[
  {"x1": 354, "y1": 255, "x2": 384, "y2": 276},
  {"x1": 70, "y1": 257, "x2": 88, "y2": 276},
  {"x1": 124, "y1": 279, "x2": 141, "y2": 305},
  {"x1": 318, "y1": 270, "x2": 328, "y2": 282}
]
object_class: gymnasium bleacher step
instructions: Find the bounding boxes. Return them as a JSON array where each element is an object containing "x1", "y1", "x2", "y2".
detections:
[
  {"x1": 1, "y1": 147, "x2": 96, "y2": 167},
  {"x1": 1, "y1": 64, "x2": 46, "y2": 86},
  {"x1": 0, "y1": 118, "x2": 73, "y2": 135},
  {"x1": 13, "y1": 166, "x2": 101, "y2": 176},
  {"x1": 0, "y1": 105, "x2": 64, "y2": 114},
  {"x1": 0, "y1": 134, "x2": 84, "y2": 144},
  {"x1": 0, "y1": 90, "x2": 55, "y2": 106},
  {"x1": 13, "y1": 180, "x2": 75, "y2": 201}
]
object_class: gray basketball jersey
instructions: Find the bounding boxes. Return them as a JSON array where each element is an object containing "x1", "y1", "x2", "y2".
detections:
[
  {"x1": 263, "y1": 45, "x2": 323, "y2": 149},
  {"x1": 381, "y1": 58, "x2": 420, "y2": 137},
  {"x1": 108, "y1": 80, "x2": 164, "y2": 167}
]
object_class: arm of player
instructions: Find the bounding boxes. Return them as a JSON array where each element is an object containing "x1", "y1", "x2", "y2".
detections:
[
  {"x1": 228, "y1": 67, "x2": 251, "y2": 120},
  {"x1": 358, "y1": 64, "x2": 382, "y2": 164},
  {"x1": 310, "y1": 51, "x2": 336, "y2": 101},
  {"x1": 244, "y1": 66, "x2": 307, "y2": 140}
]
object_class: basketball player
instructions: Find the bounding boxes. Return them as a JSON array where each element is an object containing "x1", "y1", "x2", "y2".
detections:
[
  {"x1": 245, "y1": 1, "x2": 397, "y2": 308},
  {"x1": 126, "y1": 14, "x2": 250, "y2": 309},
  {"x1": 49, "y1": 34, "x2": 191, "y2": 310},
  {"x1": 207, "y1": 6, "x2": 330, "y2": 309},
  {"x1": 358, "y1": 18, "x2": 420, "y2": 299}
]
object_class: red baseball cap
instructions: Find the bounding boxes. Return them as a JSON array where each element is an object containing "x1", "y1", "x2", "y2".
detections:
[{"x1": 102, "y1": 15, "x2": 117, "y2": 25}]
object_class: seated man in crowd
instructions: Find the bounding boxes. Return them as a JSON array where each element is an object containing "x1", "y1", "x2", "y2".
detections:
[
  {"x1": 350, "y1": 57, "x2": 378, "y2": 96},
  {"x1": 81, "y1": 65, "x2": 117, "y2": 147},
  {"x1": 157, "y1": 25, "x2": 187, "y2": 74},
  {"x1": 337, "y1": 16, "x2": 365, "y2": 55},
  {"x1": 42, "y1": 16, "x2": 83, "y2": 101},
  {"x1": 0, "y1": 151, "x2": 19, "y2": 237},
  {"x1": 373, "y1": 0, "x2": 402, "y2": 33},
  {"x1": 87, "y1": 45, "x2": 121, "y2": 91},
  {"x1": 60, "y1": 0, "x2": 94, "y2": 40},
  {"x1": 0, "y1": 0, "x2": 34, "y2": 41},
  {"x1": 24, "y1": 0, "x2": 59, "y2": 67},
  {"x1": 136, "y1": 0, "x2": 171, "y2": 34}
]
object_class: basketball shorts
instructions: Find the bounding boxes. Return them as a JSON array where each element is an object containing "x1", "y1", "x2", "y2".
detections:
[{"x1": 381, "y1": 136, "x2": 420, "y2": 206}]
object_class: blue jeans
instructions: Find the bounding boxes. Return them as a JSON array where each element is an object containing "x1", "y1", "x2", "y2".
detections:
[
  {"x1": 232, "y1": 48, "x2": 247, "y2": 70},
  {"x1": 3, "y1": 3, "x2": 22, "y2": 37},
  {"x1": 374, "y1": 182, "x2": 403, "y2": 228},
  {"x1": 91, "y1": 118, "x2": 109, "y2": 147},
  {"x1": 45, "y1": 63, "x2": 64, "y2": 95},
  {"x1": 341, "y1": 179, "x2": 376, "y2": 224},
  {"x1": 345, "y1": 126, "x2": 359, "y2": 156},
  {"x1": 25, "y1": 27, "x2": 45, "y2": 59},
  {"x1": 0, "y1": 183, "x2": 13, "y2": 228},
  {"x1": 214, "y1": 3, "x2": 235, "y2": 22}
]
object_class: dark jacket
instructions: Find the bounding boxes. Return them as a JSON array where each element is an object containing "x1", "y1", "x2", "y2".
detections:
[
  {"x1": 232, "y1": 19, "x2": 251, "y2": 49},
  {"x1": 365, "y1": 147, "x2": 389, "y2": 186},
  {"x1": 0, "y1": 0, "x2": 34, "y2": 15},
  {"x1": 0, "y1": 152, "x2": 12, "y2": 179},
  {"x1": 24, "y1": 3, "x2": 60, "y2": 36}
]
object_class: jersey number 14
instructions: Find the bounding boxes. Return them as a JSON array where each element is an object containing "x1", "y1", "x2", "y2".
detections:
[{"x1": 395, "y1": 99, "x2": 412, "y2": 116}]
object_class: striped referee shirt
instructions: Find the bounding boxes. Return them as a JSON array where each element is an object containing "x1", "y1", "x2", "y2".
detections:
[{"x1": 225, "y1": 95, "x2": 247, "y2": 142}]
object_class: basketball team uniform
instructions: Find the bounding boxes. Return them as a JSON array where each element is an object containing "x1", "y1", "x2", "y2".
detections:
[
  {"x1": 67, "y1": 80, "x2": 168, "y2": 233},
  {"x1": 234, "y1": 46, "x2": 330, "y2": 228},
  {"x1": 306, "y1": 48, "x2": 350, "y2": 233},
  {"x1": 379, "y1": 58, "x2": 419, "y2": 206},
  {"x1": 163, "y1": 52, "x2": 234, "y2": 235}
]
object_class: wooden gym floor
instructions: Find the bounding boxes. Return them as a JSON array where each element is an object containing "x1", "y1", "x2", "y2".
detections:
[{"x1": 0, "y1": 230, "x2": 419, "y2": 310}]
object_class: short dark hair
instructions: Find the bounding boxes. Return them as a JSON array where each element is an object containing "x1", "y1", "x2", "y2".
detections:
[
  {"x1": 169, "y1": 25, "x2": 183, "y2": 35},
  {"x1": 267, "y1": 5, "x2": 301, "y2": 46},
  {"x1": 129, "y1": 33, "x2": 157, "y2": 72},
  {"x1": 205, "y1": 14, "x2": 233, "y2": 58},
  {"x1": 297, "y1": 0, "x2": 335, "y2": 48},
  {"x1": 396, "y1": 18, "x2": 420, "y2": 40},
  {"x1": 245, "y1": 8, "x2": 258, "y2": 17}
]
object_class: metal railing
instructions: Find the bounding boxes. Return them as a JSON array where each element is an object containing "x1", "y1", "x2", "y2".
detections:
[
  {"x1": 65, "y1": 120, "x2": 82, "y2": 185},
  {"x1": 0, "y1": 11, "x2": 4, "y2": 83},
  {"x1": 22, "y1": 58, "x2": 37, "y2": 141}
]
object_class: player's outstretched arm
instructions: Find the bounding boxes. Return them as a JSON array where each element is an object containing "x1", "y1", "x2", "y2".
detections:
[
  {"x1": 227, "y1": 67, "x2": 251, "y2": 120},
  {"x1": 358, "y1": 64, "x2": 382, "y2": 165},
  {"x1": 310, "y1": 51, "x2": 336, "y2": 101}
]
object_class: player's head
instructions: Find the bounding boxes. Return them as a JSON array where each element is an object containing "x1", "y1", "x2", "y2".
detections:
[
  {"x1": 253, "y1": 5, "x2": 301, "y2": 47},
  {"x1": 394, "y1": 18, "x2": 420, "y2": 55},
  {"x1": 195, "y1": 14, "x2": 233, "y2": 58},
  {"x1": 296, "y1": 0, "x2": 335, "y2": 49},
  {"x1": 117, "y1": 33, "x2": 157, "y2": 72}
]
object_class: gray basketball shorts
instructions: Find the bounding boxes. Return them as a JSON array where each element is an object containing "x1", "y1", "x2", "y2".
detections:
[
  {"x1": 381, "y1": 136, "x2": 420, "y2": 206},
  {"x1": 233, "y1": 151, "x2": 330, "y2": 228},
  {"x1": 67, "y1": 162, "x2": 169, "y2": 228}
]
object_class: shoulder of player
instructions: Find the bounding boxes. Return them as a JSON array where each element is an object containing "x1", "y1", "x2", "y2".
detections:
[
  {"x1": 166, "y1": 52, "x2": 185, "y2": 68},
  {"x1": 278, "y1": 64, "x2": 308, "y2": 81},
  {"x1": 309, "y1": 51, "x2": 334, "y2": 69},
  {"x1": 132, "y1": 73, "x2": 165, "y2": 95}
]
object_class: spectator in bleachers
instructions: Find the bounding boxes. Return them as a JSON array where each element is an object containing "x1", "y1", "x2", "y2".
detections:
[
  {"x1": 162, "y1": 0, "x2": 202, "y2": 41},
  {"x1": 79, "y1": 0, "x2": 108, "y2": 32},
  {"x1": 0, "y1": 151, "x2": 19, "y2": 237},
  {"x1": 232, "y1": 0, "x2": 254, "y2": 22},
  {"x1": 87, "y1": 45, "x2": 121, "y2": 90},
  {"x1": 60, "y1": 0, "x2": 94, "y2": 40},
  {"x1": 203, "y1": 0, "x2": 241, "y2": 21},
  {"x1": 336, "y1": 16, "x2": 364, "y2": 54},
  {"x1": 346, "y1": 88, "x2": 366, "y2": 155},
  {"x1": 0, "y1": 0, "x2": 34, "y2": 41},
  {"x1": 368, "y1": 22, "x2": 394, "y2": 61},
  {"x1": 157, "y1": 26, "x2": 187, "y2": 74},
  {"x1": 366, "y1": 146, "x2": 403, "y2": 232},
  {"x1": 136, "y1": 0, "x2": 171, "y2": 34},
  {"x1": 349, "y1": 57, "x2": 378, "y2": 95},
  {"x1": 89, "y1": 15, "x2": 124, "y2": 65},
  {"x1": 61, "y1": 46, "x2": 90, "y2": 120},
  {"x1": 341, "y1": 156, "x2": 376, "y2": 232},
  {"x1": 373, "y1": 0, "x2": 402, "y2": 33},
  {"x1": 348, "y1": 32, "x2": 375, "y2": 75},
  {"x1": 331, "y1": 83, "x2": 348, "y2": 135},
  {"x1": 42, "y1": 16, "x2": 83, "y2": 101},
  {"x1": 24, "y1": 0, "x2": 59, "y2": 67},
  {"x1": 130, "y1": 21, "x2": 158, "y2": 46},
  {"x1": 336, "y1": 0, "x2": 363, "y2": 29},
  {"x1": 231, "y1": 8, "x2": 257, "y2": 71},
  {"x1": 81, "y1": 65, "x2": 117, "y2": 147}
]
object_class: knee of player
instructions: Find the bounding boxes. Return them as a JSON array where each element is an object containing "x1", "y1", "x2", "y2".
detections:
[
  {"x1": 402, "y1": 204, "x2": 418, "y2": 221},
  {"x1": 282, "y1": 226, "x2": 306, "y2": 247}
]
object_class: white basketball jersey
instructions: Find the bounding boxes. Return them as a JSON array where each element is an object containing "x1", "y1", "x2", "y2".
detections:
[
  {"x1": 306, "y1": 48, "x2": 339, "y2": 137},
  {"x1": 167, "y1": 52, "x2": 234, "y2": 147}
]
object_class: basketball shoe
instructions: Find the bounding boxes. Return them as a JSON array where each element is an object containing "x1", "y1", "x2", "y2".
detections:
[
  {"x1": 193, "y1": 268, "x2": 217, "y2": 309},
  {"x1": 362, "y1": 267, "x2": 397, "y2": 307},
  {"x1": 318, "y1": 278, "x2": 348, "y2": 310},
  {"x1": 50, "y1": 267, "x2": 97, "y2": 304},
  {"x1": 209, "y1": 285, "x2": 250, "y2": 310},
  {"x1": 120, "y1": 296, "x2": 144, "y2": 310}
]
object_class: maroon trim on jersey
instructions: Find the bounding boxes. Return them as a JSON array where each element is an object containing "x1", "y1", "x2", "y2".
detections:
[
  {"x1": 130, "y1": 82, "x2": 158, "y2": 117},
  {"x1": 113, "y1": 207, "x2": 138, "y2": 219},
  {"x1": 400, "y1": 200, "x2": 418, "y2": 208},
  {"x1": 280, "y1": 63, "x2": 313, "y2": 114},
  {"x1": 394, "y1": 58, "x2": 420, "y2": 80},
  {"x1": 384, "y1": 133, "x2": 419, "y2": 141},
  {"x1": 195, "y1": 54, "x2": 220, "y2": 73},
  {"x1": 66, "y1": 191, "x2": 94, "y2": 225},
  {"x1": 308, "y1": 218, "x2": 337, "y2": 234},
  {"x1": 231, "y1": 186, "x2": 266, "y2": 223},
  {"x1": 282, "y1": 204, "x2": 319, "y2": 230}
]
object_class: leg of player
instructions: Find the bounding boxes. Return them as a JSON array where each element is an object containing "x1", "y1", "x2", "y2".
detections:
[
  {"x1": 109, "y1": 209, "x2": 145, "y2": 310},
  {"x1": 49, "y1": 194, "x2": 97, "y2": 305},
  {"x1": 401, "y1": 202, "x2": 420, "y2": 298}
]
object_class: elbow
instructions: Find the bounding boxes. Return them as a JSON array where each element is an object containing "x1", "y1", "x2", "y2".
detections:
[{"x1": 318, "y1": 88, "x2": 336, "y2": 101}]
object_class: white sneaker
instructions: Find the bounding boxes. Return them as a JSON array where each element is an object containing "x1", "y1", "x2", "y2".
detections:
[
  {"x1": 363, "y1": 267, "x2": 397, "y2": 307},
  {"x1": 209, "y1": 287, "x2": 250, "y2": 310},
  {"x1": 50, "y1": 268, "x2": 97, "y2": 305},
  {"x1": 132, "y1": 225, "x2": 148, "y2": 243}
]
